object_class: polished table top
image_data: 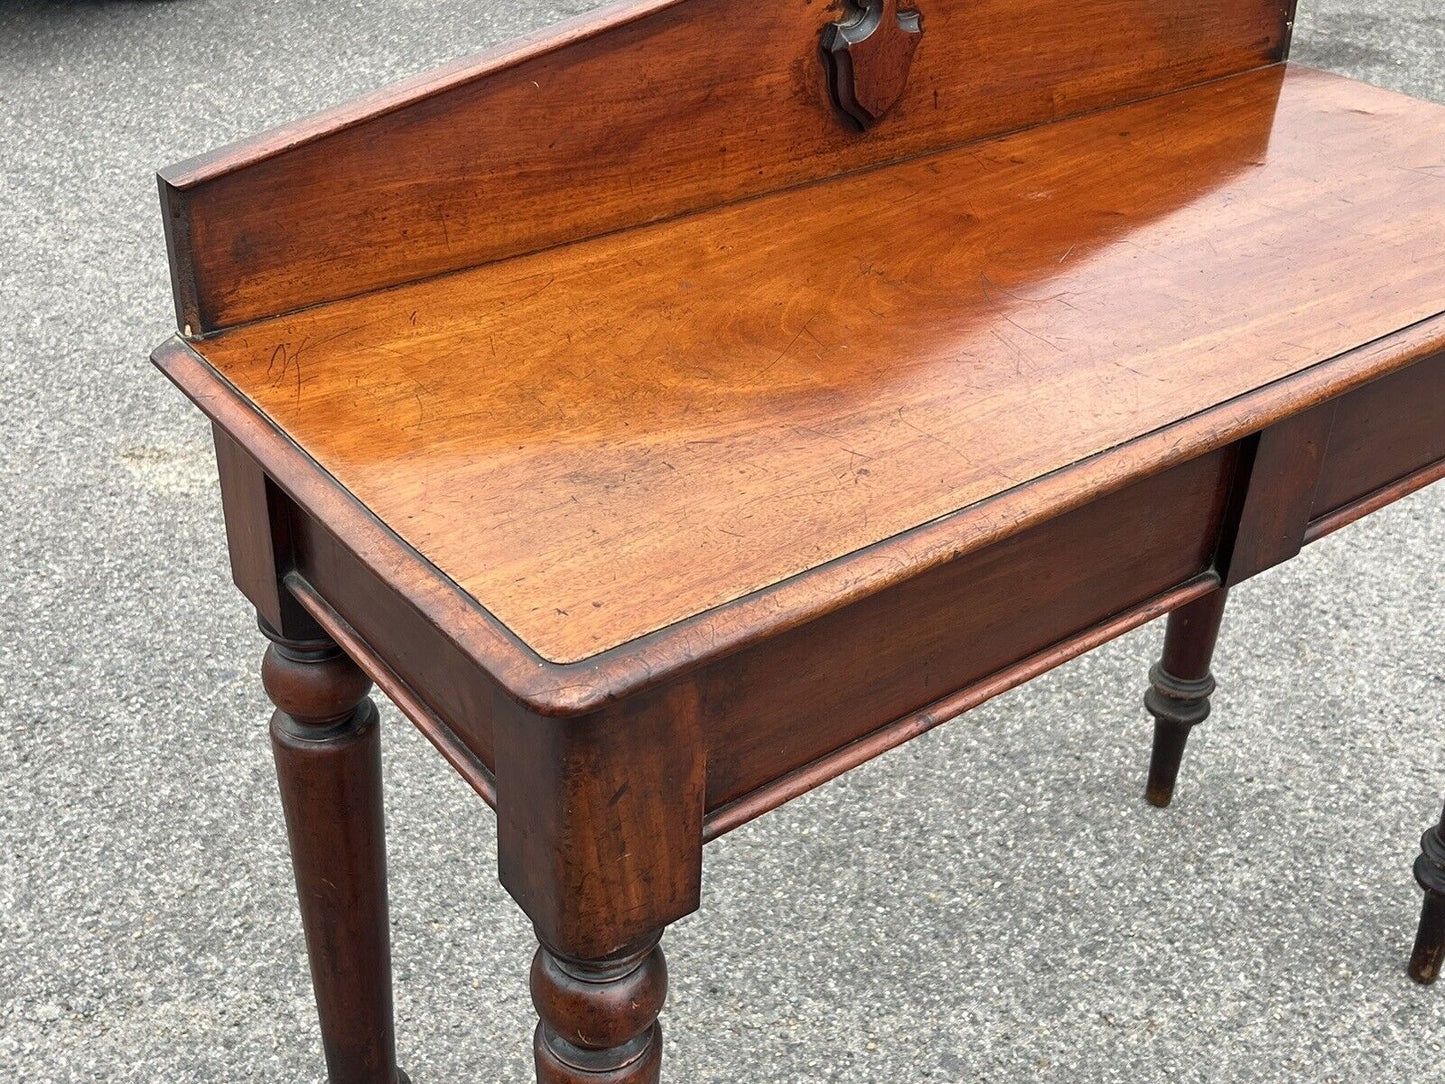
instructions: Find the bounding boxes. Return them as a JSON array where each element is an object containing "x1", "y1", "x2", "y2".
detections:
[{"x1": 189, "y1": 65, "x2": 1445, "y2": 664}]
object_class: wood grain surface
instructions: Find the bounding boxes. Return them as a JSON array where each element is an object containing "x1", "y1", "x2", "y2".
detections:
[
  {"x1": 1311, "y1": 349, "x2": 1445, "y2": 518},
  {"x1": 160, "y1": 0, "x2": 1291, "y2": 331},
  {"x1": 150, "y1": 3, "x2": 1445, "y2": 1073},
  {"x1": 191, "y1": 66, "x2": 1445, "y2": 663}
]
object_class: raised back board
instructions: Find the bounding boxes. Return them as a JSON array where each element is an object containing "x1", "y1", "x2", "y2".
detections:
[{"x1": 160, "y1": 0, "x2": 1295, "y2": 333}]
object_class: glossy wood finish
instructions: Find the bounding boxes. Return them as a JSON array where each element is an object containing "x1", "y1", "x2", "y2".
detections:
[
  {"x1": 159, "y1": 336, "x2": 1445, "y2": 827},
  {"x1": 822, "y1": 0, "x2": 924, "y2": 128},
  {"x1": 151, "y1": 0, "x2": 1445, "y2": 1077},
  {"x1": 1311, "y1": 347, "x2": 1445, "y2": 521},
  {"x1": 532, "y1": 934, "x2": 667, "y2": 1082},
  {"x1": 1221, "y1": 405, "x2": 1337, "y2": 586},
  {"x1": 192, "y1": 67, "x2": 1445, "y2": 666},
  {"x1": 159, "y1": 0, "x2": 1291, "y2": 332},
  {"x1": 697, "y1": 446, "x2": 1233, "y2": 809},
  {"x1": 1143, "y1": 588, "x2": 1229, "y2": 808},
  {"x1": 262, "y1": 624, "x2": 408, "y2": 1084},
  {"x1": 214, "y1": 419, "x2": 500, "y2": 799},
  {"x1": 155, "y1": 318, "x2": 1445, "y2": 720}
]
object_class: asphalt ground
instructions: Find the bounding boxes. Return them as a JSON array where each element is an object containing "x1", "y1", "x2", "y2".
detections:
[{"x1": 2, "y1": 1, "x2": 1444, "y2": 1080}]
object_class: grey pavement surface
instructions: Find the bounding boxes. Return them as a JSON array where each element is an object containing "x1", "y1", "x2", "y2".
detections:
[{"x1": 2, "y1": 1, "x2": 1445, "y2": 1081}]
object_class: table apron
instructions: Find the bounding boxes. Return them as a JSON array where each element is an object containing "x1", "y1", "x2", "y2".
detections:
[{"x1": 211, "y1": 350, "x2": 1445, "y2": 838}]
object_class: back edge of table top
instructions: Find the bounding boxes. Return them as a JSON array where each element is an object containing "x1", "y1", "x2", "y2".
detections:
[{"x1": 158, "y1": 63, "x2": 1445, "y2": 698}]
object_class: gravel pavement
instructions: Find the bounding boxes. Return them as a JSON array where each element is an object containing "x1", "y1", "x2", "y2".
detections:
[{"x1": 2, "y1": 1, "x2": 1444, "y2": 1080}]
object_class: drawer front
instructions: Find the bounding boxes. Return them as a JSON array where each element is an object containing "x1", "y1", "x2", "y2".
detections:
[
  {"x1": 700, "y1": 447, "x2": 1236, "y2": 810},
  {"x1": 1312, "y1": 350, "x2": 1445, "y2": 521}
]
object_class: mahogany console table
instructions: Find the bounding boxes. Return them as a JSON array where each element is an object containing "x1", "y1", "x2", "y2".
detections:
[{"x1": 152, "y1": 0, "x2": 1445, "y2": 1079}]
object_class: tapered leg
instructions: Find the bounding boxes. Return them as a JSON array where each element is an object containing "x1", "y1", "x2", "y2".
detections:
[
  {"x1": 261, "y1": 620, "x2": 409, "y2": 1084},
  {"x1": 1143, "y1": 587, "x2": 1229, "y2": 807},
  {"x1": 531, "y1": 931, "x2": 667, "y2": 1083},
  {"x1": 1411, "y1": 804, "x2": 1445, "y2": 983}
]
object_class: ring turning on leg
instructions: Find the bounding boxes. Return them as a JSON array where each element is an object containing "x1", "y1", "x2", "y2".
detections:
[
  {"x1": 1411, "y1": 805, "x2": 1445, "y2": 984},
  {"x1": 262, "y1": 620, "x2": 409, "y2": 1084},
  {"x1": 532, "y1": 932, "x2": 667, "y2": 1084},
  {"x1": 1143, "y1": 664, "x2": 1216, "y2": 807},
  {"x1": 1142, "y1": 587, "x2": 1228, "y2": 808}
]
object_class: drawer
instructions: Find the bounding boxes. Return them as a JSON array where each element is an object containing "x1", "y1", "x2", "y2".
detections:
[
  {"x1": 700, "y1": 446, "x2": 1236, "y2": 810},
  {"x1": 1312, "y1": 350, "x2": 1445, "y2": 520}
]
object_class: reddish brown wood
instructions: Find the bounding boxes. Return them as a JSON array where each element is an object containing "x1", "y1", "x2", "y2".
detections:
[
  {"x1": 215, "y1": 418, "x2": 505, "y2": 784},
  {"x1": 1412, "y1": 804, "x2": 1445, "y2": 984},
  {"x1": 285, "y1": 572, "x2": 498, "y2": 810},
  {"x1": 495, "y1": 683, "x2": 705, "y2": 960},
  {"x1": 1305, "y1": 456, "x2": 1445, "y2": 545},
  {"x1": 188, "y1": 68, "x2": 1445, "y2": 669},
  {"x1": 214, "y1": 426, "x2": 316, "y2": 636},
  {"x1": 262, "y1": 624, "x2": 408, "y2": 1084},
  {"x1": 1143, "y1": 588, "x2": 1230, "y2": 808},
  {"x1": 287, "y1": 511, "x2": 501, "y2": 771},
  {"x1": 705, "y1": 572, "x2": 1220, "y2": 838},
  {"x1": 1311, "y1": 347, "x2": 1445, "y2": 521},
  {"x1": 149, "y1": 3, "x2": 1445, "y2": 1075},
  {"x1": 531, "y1": 934, "x2": 667, "y2": 1082},
  {"x1": 697, "y1": 446, "x2": 1233, "y2": 808},
  {"x1": 1221, "y1": 404, "x2": 1337, "y2": 587},
  {"x1": 153, "y1": 313, "x2": 1445, "y2": 718},
  {"x1": 158, "y1": 339, "x2": 1445, "y2": 827},
  {"x1": 158, "y1": 0, "x2": 1292, "y2": 332},
  {"x1": 822, "y1": 0, "x2": 923, "y2": 128}
]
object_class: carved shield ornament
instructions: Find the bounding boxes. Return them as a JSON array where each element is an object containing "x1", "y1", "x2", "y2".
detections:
[{"x1": 822, "y1": 0, "x2": 923, "y2": 129}]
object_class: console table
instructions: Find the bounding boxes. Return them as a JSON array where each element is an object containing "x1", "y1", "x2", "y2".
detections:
[{"x1": 152, "y1": 0, "x2": 1445, "y2": 1079}]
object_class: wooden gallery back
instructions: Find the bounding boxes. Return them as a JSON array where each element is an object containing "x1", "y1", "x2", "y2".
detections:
[{"x1": 159, "y1": 0, "x2": 1296, "y2": 332}]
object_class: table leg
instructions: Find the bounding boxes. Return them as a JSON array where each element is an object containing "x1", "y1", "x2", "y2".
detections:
[
  {"x1": 261, "y1": 619, "x2": 410, "y2": 1084},
  {"x1": 532, "y1": 931, "x2": 667, "y2": 1083},
  {"x1": 1411, "y1": 803, "x2": 1445, "y2": 984},
  {"x1": 1143, "y1": 587, "x2": 1229, "y2": 807},
  {"x1": 494, "y1": 680, "x2": 702, "y2": 1083}
]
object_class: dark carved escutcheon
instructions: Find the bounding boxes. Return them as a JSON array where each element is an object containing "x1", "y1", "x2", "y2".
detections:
[{"x1": 822, "y1": 0, "x2": 923, "y2": 129}]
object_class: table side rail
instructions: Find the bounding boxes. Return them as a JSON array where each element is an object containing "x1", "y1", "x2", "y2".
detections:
[
  {"x1": 164, "y1": 339, "x2": 1445, "y2": 834},
  {"x1": 286, "y1": 506, "x2": 504, "y2": 777},
  {"x1": 701, "y1": 349, "x2": 1445, "y2": 834},
  {"x1": 227, "y1": 373, "x2": 1443, "y2": 840},
  {"x1": 1306, "y1": 458, "x2": 1445, "y2": 544},
  {"x1": 1308, "y1": 347, "x2": 1445, "y2": 531},
  {"x1": 285, "y1": 572, "x2": 499, "y2": 810},
  {"x1": 703, "y1": 573, "x2": 1221, "y2": 839},
  {"x1": 271, "y1": 396, "x2": 1445, "y2": 845},
  {"x1": 695, "y1": 447, "x2": 1237, "y2": 810}
]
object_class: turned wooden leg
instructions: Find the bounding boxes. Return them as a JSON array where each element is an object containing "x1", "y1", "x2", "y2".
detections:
[
  {"x1": 262, "y1": 619, "x2": 409, "y2": 1084},
  {"x1": 531, "y1": 931, "x2": 667, "y2": 1083},
  {"x1": 1143, "y1": 587, "x2": 1228, "y2": 808},
  {"x1": 1411, "y1": 804, "x2": 1445, "y2": 984}
]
